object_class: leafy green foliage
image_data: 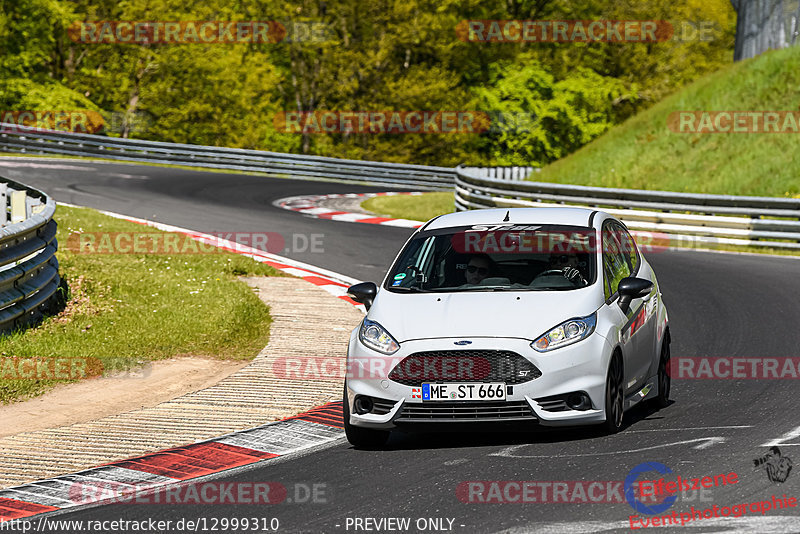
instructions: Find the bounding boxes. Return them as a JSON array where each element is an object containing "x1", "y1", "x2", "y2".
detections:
[
  {"x1": 473, "y1": 60, "x2": 632, "y2": 165},
  {"x1": 0, "y1": 0, "x2": 736, "y2": 165}
]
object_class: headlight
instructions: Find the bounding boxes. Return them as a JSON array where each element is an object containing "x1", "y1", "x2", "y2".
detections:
[
  {"x1": 532, "y1": 313, "x2": 596, "y2": 352},
  {"x1": 359, "y1": 319, "x2": 400, "y2": 354}
]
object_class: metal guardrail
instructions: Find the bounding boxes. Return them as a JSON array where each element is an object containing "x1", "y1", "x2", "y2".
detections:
[
  {"x1": 0, "y1": 177, "x2": 62, "y2": 333},
  {"x1": 460, "y1": 166, "x2": 538, "y2": 180},
  {"x1": 0, "y1": 124, "x2": 456, "y2": 190},
  {"x1": 3, "y1": 123, "x2": 798, "y2": 251},
  {"x1": 455, "y1": 167, "x2": 800, "y2": 250}
]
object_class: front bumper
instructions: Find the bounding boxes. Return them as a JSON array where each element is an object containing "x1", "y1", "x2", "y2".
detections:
[{"x1": 345, "y1": 331, "x2": 614, "y2": 429}]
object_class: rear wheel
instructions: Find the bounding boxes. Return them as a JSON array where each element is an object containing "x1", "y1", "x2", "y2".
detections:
[
  {"x1": 653, "y1": 333, "x2": 671, "y2": 409},
  {"x1": 343, "y1": 385, "x2": 390, "y2": 449},
  {"x1": 602, "y1": 354, "x2": 624, "y2": 434}
]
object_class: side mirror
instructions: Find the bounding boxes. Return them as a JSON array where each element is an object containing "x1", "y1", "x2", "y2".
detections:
[
  {"x1": 617, "y1": 277, "x2": 653, "y2": 314},
  {"x1": 347, "y1": 282, "x2": 377, "y2": 310}
]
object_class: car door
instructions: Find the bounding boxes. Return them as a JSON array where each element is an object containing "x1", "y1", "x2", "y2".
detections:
[
  {"x1": 615, "y1": 222, "x2": 659, "y2": 386},
  {"x1": 601, "y1": 221, "x2": 650, "y2": 395}
]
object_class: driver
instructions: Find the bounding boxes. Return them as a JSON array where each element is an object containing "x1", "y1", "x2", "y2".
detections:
[
  {"x1": 548, "y1": 253, "x2": 587, "y2": 285},
  {"x1": 465, "y1": 254, "x2": 492, "y2": 285}
]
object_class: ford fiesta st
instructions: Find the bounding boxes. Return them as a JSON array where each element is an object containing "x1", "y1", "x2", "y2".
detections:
[{"x1": 344, "y1": 207, "x2": 670, "y2": 448}]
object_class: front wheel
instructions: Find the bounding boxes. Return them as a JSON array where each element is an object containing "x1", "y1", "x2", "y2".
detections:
[
  {"x1": 343, "y1": 385, "x2": 390, "y2": 449},
  {"x1": 653, "y1": 334, "x2": 671, "y2": 409},
  {"x1": 602, "y1": 355, "x2": 624, "y2": 434}
]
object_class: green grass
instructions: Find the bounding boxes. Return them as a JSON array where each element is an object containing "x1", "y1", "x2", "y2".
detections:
[
  {"x1": 533, "y1": 45, "x2": 800, "y2": 197},
  {"x1": 361, "y1": 192, "x2": 454, "y2": 222},
  {"x1": 0, "y1": 205, "x2": 284, "y2": 404}
]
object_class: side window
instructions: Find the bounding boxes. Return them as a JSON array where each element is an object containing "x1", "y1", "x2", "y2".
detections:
[
  {"x1": 613, "y1": 222, "x2": 639, "y2": 274},
  {"x1": 602, "y1": 222, "x2": 632, "y2": 300},
  {"x1": 416, "y1": 236, "x2": 436, "y2": 285},
  {"x1": 396, "y1": 236, "x2": 434, "y2": 288}
]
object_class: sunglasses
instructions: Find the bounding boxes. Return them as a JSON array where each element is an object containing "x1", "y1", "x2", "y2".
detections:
[
  {"x1": 555, "y1": 255, "x2": 571, "y2": 264},
  {"x1": 466, "y1": 265, "x2": 489, "y2": 275}
]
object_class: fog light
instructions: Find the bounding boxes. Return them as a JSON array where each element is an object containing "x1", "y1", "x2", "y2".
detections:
[
  {"x1": 566, "y1": 392, "x2": 591, "y2": 411},
  {"x1": 354, "y1": 396, "x2": 374, "y2": 415}
]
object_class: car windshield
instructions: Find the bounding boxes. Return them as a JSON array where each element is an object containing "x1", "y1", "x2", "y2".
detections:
[{"x1": 385, "y1": 224, "x2": 597, "y2": 293}]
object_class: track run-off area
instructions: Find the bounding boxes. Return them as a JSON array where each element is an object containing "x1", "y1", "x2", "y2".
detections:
[{"x1": 1, "y1": 157, "x2": 799, "y2": 533}]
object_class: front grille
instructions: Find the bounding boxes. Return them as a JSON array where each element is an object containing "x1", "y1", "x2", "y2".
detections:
[
  {"x1": 388, "y1": 350, "x2": 541, "y2": 387},
  {"x1": 396, "y1": 401, "x2": 536, "y2": 422}
]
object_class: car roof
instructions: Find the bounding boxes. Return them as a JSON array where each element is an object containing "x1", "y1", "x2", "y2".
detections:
[{"x1": 423, "y1": 207, "x2": 599, "y2": 231}]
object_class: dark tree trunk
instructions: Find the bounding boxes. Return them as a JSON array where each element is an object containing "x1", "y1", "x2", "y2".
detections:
[{"x1": 732, "y1": 0, "x2": 800, "y2": 60}]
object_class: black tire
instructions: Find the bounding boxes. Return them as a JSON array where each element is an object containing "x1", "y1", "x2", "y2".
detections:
[
  {"x1": 602, "y1": 354, "x2": 625, "y2": 434},
  {"x1": 653, "y1": 334, "x2": 671, "y2": 409},
  {"x1": 343, "y1": 385, "x2": 390, "y2": 449}
]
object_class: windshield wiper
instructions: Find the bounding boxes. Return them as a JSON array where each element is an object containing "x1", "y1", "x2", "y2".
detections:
[
  {"x1": 460, "y1": 285, "x2": 514, "y2": 291},
  {"x1": 388, "y1": 285, "x2": 425, "y2": 292},
  {"x1": 530, "y1": 286, "x2": 573, "y2": 291},
  {"x1": 427, "y1": 285, "x2": 516, "y2": 292}
]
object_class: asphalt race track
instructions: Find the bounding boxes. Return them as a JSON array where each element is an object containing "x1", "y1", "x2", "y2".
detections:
[
  {"x1": 0, "y1": 158, "x2": 414, "y2": 282},
  {"x1": 4, "y1": 157, "x2": 800, "y2": 533}
]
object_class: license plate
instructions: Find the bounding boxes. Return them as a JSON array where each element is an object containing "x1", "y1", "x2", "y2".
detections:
[{"x1": 422, "y1": 383, "x2": 506, "y2": 401}]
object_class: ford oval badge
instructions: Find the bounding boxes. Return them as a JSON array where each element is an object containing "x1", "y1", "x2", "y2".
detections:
[{"x1": 454, "y1": 340, "x2": 472, "y2": 345}]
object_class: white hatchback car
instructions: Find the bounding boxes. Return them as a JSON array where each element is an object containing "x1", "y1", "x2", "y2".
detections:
[{"x1": 344, "y1": 207, "x2": 670, "y2": 447}]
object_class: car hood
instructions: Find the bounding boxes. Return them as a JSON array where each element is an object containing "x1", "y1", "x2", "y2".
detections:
[{"x1": 368, "y1": 288, "x2": 603, "y2": 342}]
